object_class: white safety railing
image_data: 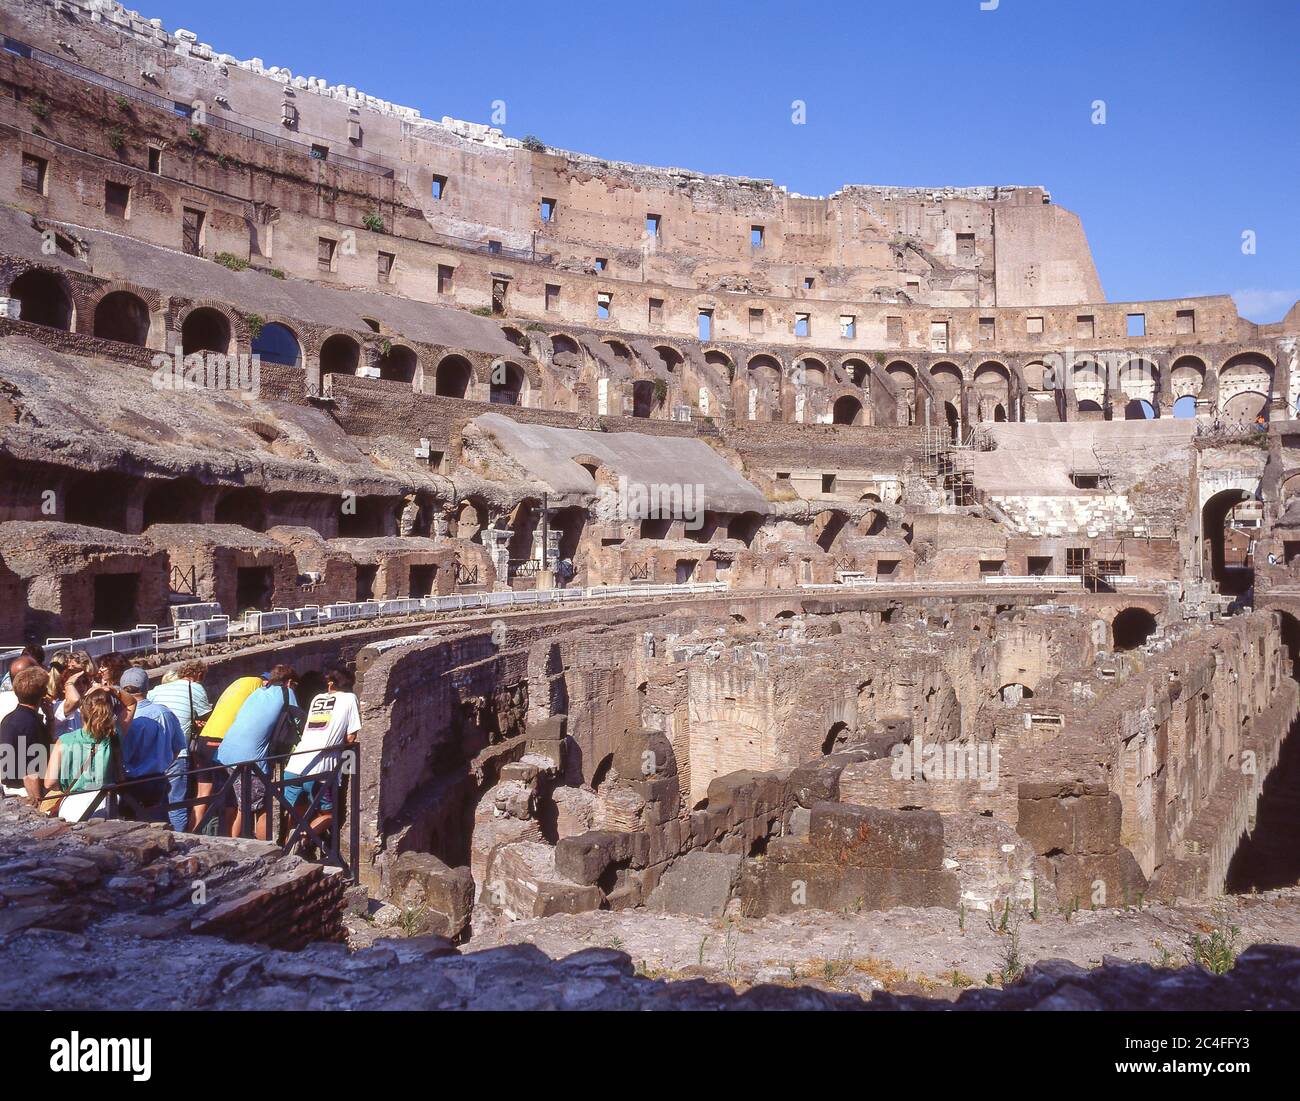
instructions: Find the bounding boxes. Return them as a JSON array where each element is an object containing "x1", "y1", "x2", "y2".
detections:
[{"x1": 2, "y1": 582, "x2": 729, "y2": 664}]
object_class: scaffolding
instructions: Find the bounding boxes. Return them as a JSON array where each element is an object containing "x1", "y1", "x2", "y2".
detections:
[{"x1": 921, "y1": 424, "x2": 995, "y2": 506}]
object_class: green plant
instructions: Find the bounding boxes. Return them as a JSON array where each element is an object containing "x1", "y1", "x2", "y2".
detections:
[
  {"x1": 997, "y1": 910, "x2": 1025, "y2": 984},
  {"x1": 697, "y1": 935, "x2": 708, "y2": 967},
  {"x1": 244, "y1": 313, "x2": 265, "y2": 339},
  {"x1": 1152, "y1": 940, "x2": 1180, "y2": 969},
  {"x1": 216, "y1": 153, "x2": 229, "y2": 169},
  {"x1": 396, "y1": 904, "x2": 427, "y2": 937},
  {"x1": 520, "y1": 134, "x2": 546, "y2": 152},
  {"x1": 361, "y1": 211, "x2": 385, "y2": 233},
  {"x1": 380, "y1": 337, "x2": 392, "y2": 356},
  {"x1": 115, "y1": 94, "x2": 131, "y2": 112},
  {"x1": 958, "y1": 902, "x2": 966, "y2": 932},
  {"x1": 470, "y1": 306, "x2": 492, "y2": 317},
  {"x1": 30, "y1": 96, "x2": 50, "y2": 121},
  {"x1": 213, "y1": 251, "x2": 249, "y2": 272},
  {"x1": 106, "y1": 127, "x2": 126, "y2": 152},
  {"x1": 267, "y1": 267, "x2": 286, "y2": 280},
  {"x1": 187, "y1": 125, "x2": 205, "y2": 144},
  {"x1": 653, "y1": 378, "x2": 668, "y2": 405},
  {"x1": 1188, "y1": 905, "x2": 1240, "y2": 974}
]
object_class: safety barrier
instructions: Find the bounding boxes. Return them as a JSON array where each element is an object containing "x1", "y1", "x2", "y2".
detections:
[{"x1": 3, "y1": 581, "x2": 730, "y2": 665}]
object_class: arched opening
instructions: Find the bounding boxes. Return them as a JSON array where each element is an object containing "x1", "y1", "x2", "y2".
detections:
[
  {"x1": 490, "y1": 361, "x2": 526, "y2": 405},
  {"x1": 550, "y1": 505, "x2": 587, "y2": 566},
  {"x1": 832, "y1": 395, "x2": 864, "y2": 425},
  {"x1": 812, "y1": 510, "x2": 849, "y2": 552},
  {"x1": 604, "y1": 340, "x2": 634, "y2": 366},
  {"x1": 1222, "y1": 391, "x2": 1269, "y2": 425},
  {"x1": 251, "y1": 322, "x2": 301, "y2": 367},
  {"x1": 214, "y1": 487, "x2": 267, "y2": 532},
  {"x1": 974, "y1": 362, "x2": 1011, "y2": 424},
  {"x1": 142, "y1": 478, "x2": 202, "y2": 528},
  {"x1": 550, "y1": 334, "x2": 581, "y2": 363},
  {"x1": 993, "y1": 404, "x2": 1007, "y2": 422},
  {"x1": 1203, "y1": 489, "x2": 1256, "y2": 595},
  {"x1": 92, "y1": 291, "x2": 149, "y2": 346},
  {"x1": 1112, "y1": 607, "x2": 1158, "y2": 651},
  {"x1": 998, "y1": 683, "x2": 1034, "y2": 706},
  {"x1": 435, "y1": 355, "x2": 473, "y2": 399},
  {"x1": 1220, "y1": 354, "x2": 1274, "y2": 425},
  {"x1": 747, "y1": 355, "x2": 782, "y2": 418},
  {"x1": 822, "y1": 721, "x2": 850, "y2": 755},
  {"x1": 729, "y1": 511, "x2": 763, "y2": 548},
  {"x1": 180, "y1": 307, "x2": 231, "y2": 356},
  {"x1": 631, "y1": 380, "x2": 656, "y2": 418},
  {"x1": 456, "y1": 498, "x2": 488, "y2": 544},
  {"x1": 1173, "y1": 395, "x2": 1198, "y2": 418},
  {"x1": 842, "y1": 358, "x2": 870, "y2": 388},
  {"x1": 655, "y1": 346, "x2": 683, "y2": 373},
  {"x1": 859, "y1": 509, "x2": 887, "y2": 536},
  {"x1": 796, "y1": 357, "x2": 828, "y2": 387},
  {"x1": 64, "y1": 472, "x2": 132, "y2": 531},
  {"x1": 506, "y1": 499, "x2": 541, "y2": 565},
  {"x1": 1225, "y1": 611, "x2": 1300, "y2": 893},
  {"x1": 1117, "y1": 358, "x2": 1159, "y2": 413},
  {"x1": 377, "y1": 343, "x2": 417, "y2": 384},
  {"x1": 1078, "y1": 400, "x2": 1103, "y2": 414},
  {"x1": 9, "y1": 269, "x2": 73, "y2": 330},
  {"x1": 943, "y1": 401, "x2": 960, "y2": 442},
  {"x1": 319, "y1": 334, "x2": 360, "y2": 378},
  {"x1": 1124, "y1": 399, "x2": 1156, "y2": 420}
]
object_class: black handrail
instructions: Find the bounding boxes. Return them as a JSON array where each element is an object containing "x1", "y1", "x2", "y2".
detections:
[{"x1": 66, "y1": 744, "x2": 361, "y2": 882}]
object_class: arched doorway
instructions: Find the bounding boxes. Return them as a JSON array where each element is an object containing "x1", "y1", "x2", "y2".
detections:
[
  {"x1": 319, "y1": 334, "x2": 360, "y2": 378},
  {"x1": 1124, "y1": 399, "x2": 1156, "y2": 420},
  {"x1": 1112, "y1": 607, "x2": 1157, "y2": 651},
  {"x1": 142, "y1": 478, "x2": 202, "y2": 528},
  {"x1": 214, "y1": 487, "x2": 267, "y2": 532},
  {"x1": 181, "y1": 308, "x2": 231, "y2": 355},
  {"x1": 435, "y1": 355, "x2": 473, "y2": 398},
  {"x1": 93, "y1": 291, "x2": 150, "y2": 346},
  {"x1": 1203, "y1": 489, "x2": 1256, "y2": 595},
  {"x1": 252, "y1": 323, "x2": 302, "y2": 367},
  {"x1": 377, "y1": 343, "x2": 417, "y2": 384},
  {"x1": 1173, "y1": 395, "x2": 1197, "y2": 418},
  {"x1": 9, "y1": 269, "x2": 73, "y2": 330},
  {"x1": 631, "y1": 380, "x2": 656, "y2": 418},
  {"x1": 490, "y1": 361, "x2": 526, "y2": 405},
  {"x1": 832, "y1": 395, "x2": 864, "y2": 425}
]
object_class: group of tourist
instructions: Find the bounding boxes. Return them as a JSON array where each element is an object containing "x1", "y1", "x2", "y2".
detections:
[{"x1": 0, "y1": 644, "x2": 360, "y2": 846}]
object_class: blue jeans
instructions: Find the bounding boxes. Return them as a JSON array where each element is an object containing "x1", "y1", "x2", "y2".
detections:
[{"x1": 166, "y1": 753, "x2": 189, "y2": 832}]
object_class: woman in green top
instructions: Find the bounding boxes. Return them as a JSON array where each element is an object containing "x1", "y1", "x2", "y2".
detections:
[{"x1": 43, "y1": 689, "x2": 116, "y2": 801}]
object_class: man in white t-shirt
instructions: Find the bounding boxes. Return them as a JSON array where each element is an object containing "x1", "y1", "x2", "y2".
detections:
[{"x1": 282, "y1": 667, "x2": 360, "y2": 846}]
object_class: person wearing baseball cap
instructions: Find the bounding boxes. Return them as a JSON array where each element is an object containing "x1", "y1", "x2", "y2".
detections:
[{"x1": 118, "y1": 666, "x2": 187, "y2": 828}]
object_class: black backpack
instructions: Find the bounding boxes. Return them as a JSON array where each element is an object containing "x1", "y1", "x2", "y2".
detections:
[{"x1": 267, "y1": 685, "x2": 306, "y2": 760}]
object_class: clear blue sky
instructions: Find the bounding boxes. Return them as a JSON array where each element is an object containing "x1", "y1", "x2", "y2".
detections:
[{"x1": 152, "y1": 0, "x2": 1300, "y2": 321}]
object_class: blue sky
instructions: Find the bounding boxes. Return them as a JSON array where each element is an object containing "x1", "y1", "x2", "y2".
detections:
[{"x1": 151, "y1": 0, "x2": 1299, "y2": 321}]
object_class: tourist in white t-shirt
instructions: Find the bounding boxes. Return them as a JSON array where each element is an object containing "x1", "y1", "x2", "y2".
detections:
[{"x1": 281, "y1": 667, "x2": 360, "y2": 847}]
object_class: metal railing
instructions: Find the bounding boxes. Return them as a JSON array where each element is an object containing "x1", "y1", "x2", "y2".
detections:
[
  {"x1": 2, "y1": 581, "x2": 731, "y2": 666},
  {"x1": 69, "y1": 745, "x2": 361, "y2": 881},
  {"x1": 4, "y1": 36, "x2": 394, "y2": 179}
]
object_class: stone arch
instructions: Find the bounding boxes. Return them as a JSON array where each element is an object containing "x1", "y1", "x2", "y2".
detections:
[
  {"x1": 811, "y1": 509, "x2": 850, "y2": 552},
  {"x1": 653, "y1": 345, "x2": 684, "y2": 373},
  {"x1": 794, "y1": 356, "x2": 828, "y2": 387},
  {"x1": 603, "y1": 339, "x2": 636, "y2": 366},
  {"x1": 251, "y1": 321, "x2": 302, "y2": 367},
  {"x1": 434, "y1": 354, "x2": 474, "y2": 399},
  {"x1": 180, "y1": 306, "x2": 233, "y2": 356},
  {"x1": 1203, "y1": 487, "x2": 1257, "y2": 595},
  {"x1": 214, "y1": 486, "x2": 267, "y2": 532},
  {"x1": 1219, "y1": 353, "x2": 1275, "y2": 419},
  {"x1": 9, "y1": 268, "x2": 74, "y2": 330},
  {"x1": 92, "y1": 289, "x2": 151, "y2": 346},
  {"x1": 1117, "y1": 357, "x2": 1159, "y2": 411},
  {"x1": 319, "y1": 333, "x2": 361, "y2": 378},
  {"x1": 142, "y1": 477, "x2": 203, "y2": 528},
  {"x1": 377, "y1": 343, "x2": 418, "y2": 384},
  {"x1": 1112, "y1": 607, "x2": 1158, "y2": 651},
  {"x1": 550, "y1": 333, "x2": 582, "y2": 362},
  {"x1": 490, "y1": 360, "x2": 527, "y2": 405},
  {"x1": 841, "y1": 357, "x2": 871, "y2": 388},
  {"x1": 1169, "y1": 355, "x2": 1206, "y2": 401},
  {"x1": 630, "y1": 379, "x2": 657, "y2": 418},
  {"x1": 832, "y1": 394, "x2": 864, "y2": 425}
]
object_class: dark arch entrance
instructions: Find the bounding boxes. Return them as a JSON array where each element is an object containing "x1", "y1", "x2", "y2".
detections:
[
  {"x1": 1203, "y1": 489, "x2": 1256, "y2": 596},
  {"x1": 319, "y1": 334, "x2": 360, "y2": 378},
  {"x1": 435, "y1": 356, "x2": 473, "y2": 398},
  {"x1": 93, "y1": 291, "x2": 150, "y2": 346},
  {"x1": 181, "y1": 308, "x2": 231, "y2": 355},
  {"x1": 142, "y1": 478, "x2": 203, "y2": 528},
  {"x1": 377, "y1": 344, "x2": 417, "y2": 384},
  {"x1": 10, "y1": 269, "x2": 73, "y2": 330},
  {"x1": 832, "y1": 395, "x2": 864, "y2": 425},
  {"x1": 214, "y1": 487, "x2": 267, "y2": 532},
  {"x1": 1112, "y1": 607, "x2": 1157, "y2": 651},
  {"x1": 822, "y1": 721, "x2": 850, "y2": 755},
  {"x1": 1225, "y1": 611, "x2": 1300, "y2": 893}
]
